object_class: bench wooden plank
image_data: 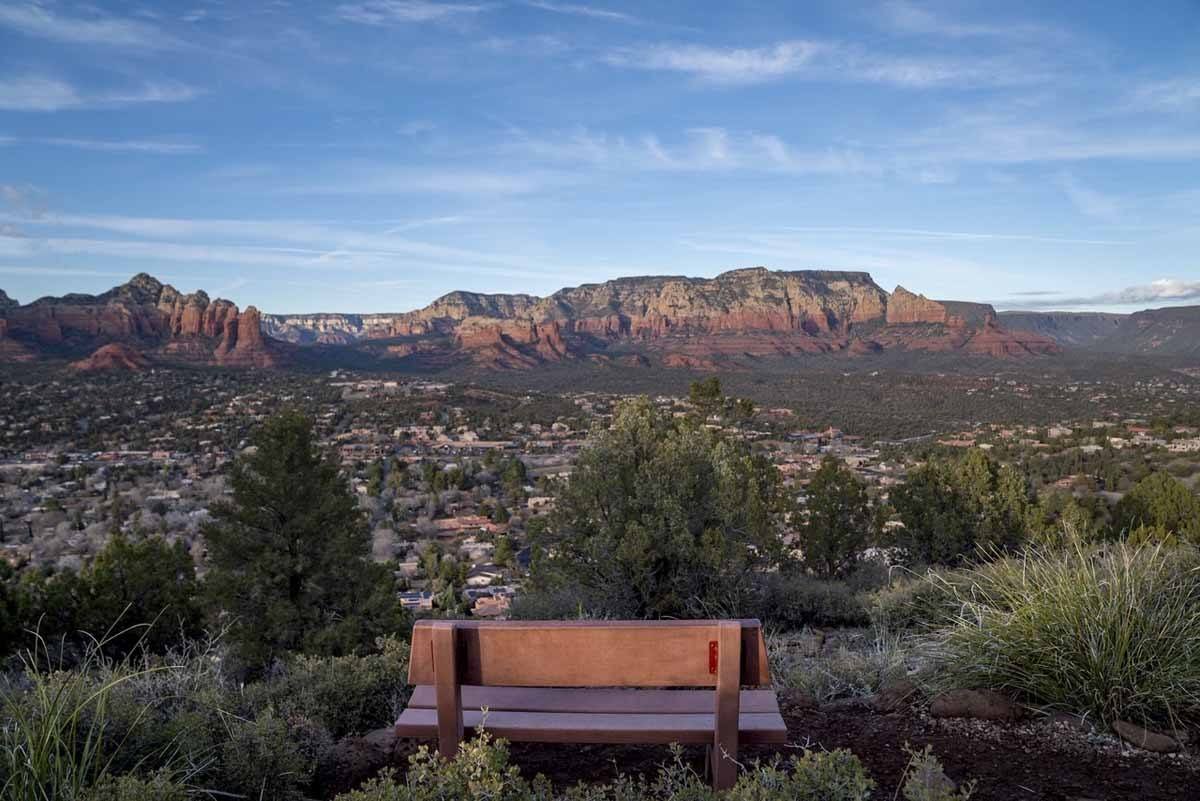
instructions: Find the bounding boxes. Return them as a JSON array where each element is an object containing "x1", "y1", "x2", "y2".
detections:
[
  {"x1": 408, "y1": 620, "x2": 771, "y2": 688},
  {"x1": 394, "y1": 708, "x2": 788, "y2": 745},
  {"x1": 406, "y1": 686, "x2": 783, "y2": 714}
]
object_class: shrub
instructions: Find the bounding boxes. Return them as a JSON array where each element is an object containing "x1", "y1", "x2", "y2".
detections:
[
  {"x1": 755, "y1": 573, "x2": 868, "y2": 629},
  {"x1": 334, "y1": 732, "x2": 875, "y2": 801},
  {"x1": 776, "y1": 628, "x2": 912, "y2": 703},
  {"x1": 1113, "y1": 471, "x2": 1200, "y2": 541},
  {"x1": 245, "y1": 636, "x2": 411, "y2": 739},
  {"x1": 217, "y1": 709, "x2": 312, "y2": 801},
  {"x1": 81, "y1": 771, "x2": 189, "y2": 801},
  {"x1": 899, "y1": 746, "x2": 973, "y2": 801},
  {"x1": 0, "y1": 633, "x2": 180, "y2": 801},
  {"x1": 932, "y1": 542, "x2": 1200, "y2": 726},
  {"x1": 868, "y1": 570, "x2": 963, "y2": 631}
]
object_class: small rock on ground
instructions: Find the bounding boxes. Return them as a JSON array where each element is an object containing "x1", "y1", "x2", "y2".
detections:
[
  {"x1": 1112, "y1": 720, "x2": 1181, "y2": 753},
  {"x1": 929, "y1": 689, "x2": 1025, "y2": 722}
]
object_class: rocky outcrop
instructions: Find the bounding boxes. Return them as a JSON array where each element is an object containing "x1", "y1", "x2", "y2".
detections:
[
  {"x1": 4, "y1": 273, "x2": 280, "y2": 367},
  {"x1": 0, "y1": 289, "x2": 17, "y2": 310},
  {"x1": 70, "y1": 343, "x2": 150, "y2": 371},
  {"x1": 8, "y1": 269, "x2": 1062, "y2": 369},
  {"x1": 215, "y1": 306, "x2": 277, "y2": 367}
]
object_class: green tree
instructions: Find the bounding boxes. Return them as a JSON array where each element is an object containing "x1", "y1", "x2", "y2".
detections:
[
  {"x1": 203, "y1": 411, "x2": 408, "y2": 671},
  {"x1": 798, "y1": 456, "x2": 876, "y2": 578},
  {"x1": 493, "y1": 535, "x2": 514, "y2": 567},
  {"x1": 81, "y1": 532, "x2": 203, "y2": 657},
  {"x1": 688, "y1": 376, "x2": 723, "y2": 416},
  {"x1": 530, "y1": 397, "x2": 787, "y2": 618},
  {"x1": 1113, "y1": 471, "x2": 1200, "y2": 541},
  {"x1": 890, "y1": 449, "x2": 1033, "y2": 565}
]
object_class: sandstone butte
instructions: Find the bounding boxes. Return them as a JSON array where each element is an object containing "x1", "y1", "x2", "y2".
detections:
[{"x1": 2, "y1": 268, "x2": 1060, "y2": 370}]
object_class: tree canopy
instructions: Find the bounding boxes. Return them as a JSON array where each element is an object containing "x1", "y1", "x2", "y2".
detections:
[
  {"x1": 798, "y1": 456, "x2": 878, "y2": 578},
  {"x1": 889, "y1": 449, "x2": 1033, "y2": 565},
  {"x1": 202, "y1": 410, "x2": 407, "y2": 671},
  {"x1": 529, "y1": 397, "x2": 787, "y2": 618},
  {"x1": 1113, "y1": 471, "x2": 1200, "y2": 541}
]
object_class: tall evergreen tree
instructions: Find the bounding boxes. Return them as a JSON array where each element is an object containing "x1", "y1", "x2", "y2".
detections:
[
  {"x1": 890, "y1": 449, "x2": 1033, "y2": 565},
  {"x1": 798, "y1": 456, "x2": 877, "y2": 578},
  {"x1": 203, "y1": 411, "x2": 407, "y2": 671}
]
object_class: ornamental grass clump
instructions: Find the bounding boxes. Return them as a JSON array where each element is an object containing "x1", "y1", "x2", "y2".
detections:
[{"x1": 932, "y1": 541, "x2": 1200, "y2": 726}]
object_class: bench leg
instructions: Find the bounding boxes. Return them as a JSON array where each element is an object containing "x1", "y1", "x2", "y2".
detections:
[
  {"x1": 432, "y1": 622, "x2": 463, "y2": 758},
  {"x1": 712, "y1": 621, "x2": 741, "y2": 791}
]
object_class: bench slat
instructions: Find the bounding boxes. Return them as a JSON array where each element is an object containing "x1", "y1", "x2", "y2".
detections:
[
  {"x1": 407, "y1": 685, "x2": 782, "y2": 714},
  {"x1": 408, "y1": 620, "x2": 771, "y2": 688},
  {"x1": 395, "y1": 708, "x2": 788, "y2": 745}
]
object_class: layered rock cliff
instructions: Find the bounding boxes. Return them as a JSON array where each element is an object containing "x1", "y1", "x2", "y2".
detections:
[
  {"x1": 1, "y1": 273, "x2": 279, "y2": 366},
  {"x1": 4, "y1": 268, "x2": 1061, "y2": 370},
  {"x1": 263, "y1": 267, "x2": 1055, "y2": 368}
]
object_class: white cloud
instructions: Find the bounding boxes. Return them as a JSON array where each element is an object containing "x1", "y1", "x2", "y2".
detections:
[
  {"x1": 1129, "y1": 77, "x2": 1200, "y2": 111},
  {"x1": 504, "y1": 126, "x2": 876, "y2": 175},
  {"x1": 603, "y1": 39, "x2": 1042, "y2": 88},
  {"x1": 397, "y1": 120, "x2": 436, "y2": 136},
  {"x1": 523, "y1": 1, "x2": 640, "y2": 24},
  {"x1": 777, "y1": 225, "x2": 1131, "y2": 246},
  {"x1": 877, "y1": 1, "x2": 1061, "y2": 41},
  {"x1": 604, "y1": 40, "x2": 824, "y2": 85},
  {"x1": 334, "y1": 1, "x2": 491, "y2": 25},
  {"x1": 283, "y1": 165, "x2": 569, "y2": 196},
  {"x1": 0, "y1": 76, "x2": 82, "y2": 111},
  {"x1": 5, "y1": 213, "x2": 560, "y2": 276},
  {"x1": 35, "y1": 138, "x2": 203, "y2": 154},
  {"x1": 1010, "y1": 279, "x2": 1200, "y2": 308},
  {"x1": 0, "y1": 76, "x2": 201, "y2": 112},
  {"x1": 1056, "y1": 174, "x2": 1122, "y2": 221},
  {"x1": 0, "y1": 3, "x2": 174, "y2": 48}
]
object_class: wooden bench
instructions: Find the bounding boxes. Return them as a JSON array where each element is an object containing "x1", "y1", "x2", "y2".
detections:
[{"x1": 395, "y1": 619, "x2": 787, "y2": 789}]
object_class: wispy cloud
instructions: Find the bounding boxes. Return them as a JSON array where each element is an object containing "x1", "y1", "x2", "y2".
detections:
[
  {"x1": 32, "y1": 137, "x2": 203, "y2": 154},
  {"x1": 603, "y1": 40, "x2": 824, "y2": 85},
  {"x1": 282, "y1": 165, "x2": 570, "y2": 196},
  {"x1": 1008, "y1": 279, "x2": 1200, "y2": 308},
  {"x1": 0, "y1": 2, "x2": 175, "y2": 48},
  {"x1": 397, "y1": 120, "x2": 436, "y2": 136},
  {"x1": 877, "y1": 1, "x2": 1063, "y2": 41},
  {"x1": 1128, "y1": 77, "x2": 1200, "y2": 111},
  {"x1": 523, "y1": 1, "x2": 640, "y2": 24},
  {"x1": 0, "y1": 183, "x2": 47, "y2": 218},
  {"x1": 895, "y1": 110, "x2": 1200, "y2": 166},
  {"x1": 334, "y1": 1, "x2": 491, "y2": 25},
  {"x1": 602, "y1": 39, "x2": 1043, "y2": 87},
  {"x1": 505, "y1": 126, "x2": 875, "y2": 175},
  {"x1": 0, "y1": 76, "x2": 202, "y2": 112},
  {"x1": 4, "y1": 212, "x2": 561, "y2": 277},
  {"x1": 777, "y1": 225, "x2": 1132, "y2": 246},
  {"x1": 1056, "y1": 173, "x2": 1122, "y2": 221}
]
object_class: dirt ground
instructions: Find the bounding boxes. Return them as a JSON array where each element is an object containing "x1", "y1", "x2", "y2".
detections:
[{"x1": 489, "y1": 690, "x2": 1199, "y2": 801}]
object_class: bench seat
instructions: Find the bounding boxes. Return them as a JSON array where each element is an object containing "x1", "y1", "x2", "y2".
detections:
[{"x1": 397, "y1": 686, "x2": 788, "y2": 744}]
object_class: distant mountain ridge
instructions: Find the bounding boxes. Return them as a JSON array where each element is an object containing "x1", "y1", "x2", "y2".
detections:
[
  {"x1": 27, "y1": 267, "x2": 1200, "y2": 371},
  {"x1": 998, "y1": 311, "x2": 1127, "y2": 347},
  {"x1": 262, "y1": 267, "x2": 1062, "y2": 367},
  {"x1": 0, "y1": 273, "x2": 278, "y2": 368}
]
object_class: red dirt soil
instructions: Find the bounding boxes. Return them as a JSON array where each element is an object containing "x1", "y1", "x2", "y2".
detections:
[{"x1": 472, "y1": 690, "x2": 1196, "y2": 800}]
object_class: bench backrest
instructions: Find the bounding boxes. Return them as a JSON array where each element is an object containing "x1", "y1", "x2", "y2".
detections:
[{"x1": 408, "y1": 619, "x2": 771, "y2": 688}]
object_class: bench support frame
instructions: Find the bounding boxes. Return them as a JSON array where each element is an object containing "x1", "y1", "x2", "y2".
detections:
[
  {"x1": 432, "y1": 621, "x2": 463, "y2": 758},
  {"x1": 712, "y1": 620, "x2": 741, "y2": 790}
]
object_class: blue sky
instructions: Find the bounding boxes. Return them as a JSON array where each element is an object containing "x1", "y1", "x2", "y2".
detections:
[{"x1": 0, "y1": 0, "x2": 1197, "y2": 314}]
